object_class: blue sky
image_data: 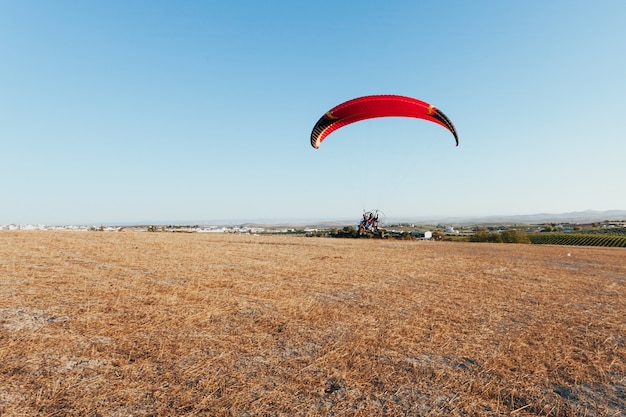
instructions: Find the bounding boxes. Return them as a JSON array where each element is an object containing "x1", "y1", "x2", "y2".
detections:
[{"x1": 2, "y1": 1, "x2": 625, "y2": 225}]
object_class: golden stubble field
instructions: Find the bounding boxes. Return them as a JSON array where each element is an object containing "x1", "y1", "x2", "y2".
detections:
[{"x1": 0, "y1": 231, "x2": 624, "y2": 416}]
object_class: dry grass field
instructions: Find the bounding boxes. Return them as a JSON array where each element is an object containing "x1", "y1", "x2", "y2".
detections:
[{"x1": 1, "y1": 231, "x2": 624, "y2": 416}]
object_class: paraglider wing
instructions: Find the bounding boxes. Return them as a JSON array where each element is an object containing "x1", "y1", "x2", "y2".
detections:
[{"x1": 310, "y1": 95, "x2": 459, "y2": 149}]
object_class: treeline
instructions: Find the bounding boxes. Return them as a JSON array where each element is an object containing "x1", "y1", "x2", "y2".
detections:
[
  {"x1": 579, "y1": 227, "x2": 626, "y2": 236},
  {"x1": 469, "y1": 229, "x2": 531, "y2": 244},
  {"x1": 315, "y1": 226, "x2": 626, "y2": 247}
]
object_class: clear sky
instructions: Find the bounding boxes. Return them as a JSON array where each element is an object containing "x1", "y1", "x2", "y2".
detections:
[{"x1": 2, "y1": 1, "x2": 625, "y2": 225}]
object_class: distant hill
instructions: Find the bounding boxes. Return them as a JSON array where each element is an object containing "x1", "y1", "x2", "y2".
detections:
[{"x1": 389, "y1": 210, "x2": 626, "y2": 226}]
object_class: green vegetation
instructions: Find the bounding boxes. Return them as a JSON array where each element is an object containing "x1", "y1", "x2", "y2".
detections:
[
  {"x1": 579, "y1": 226, "x2": 626, "y2": 236},
  {"x1": 470, "y1": 228, "x2": 531, "y2": 244},
  {"x1": 331, "y1": 226, "x2": 359, "y2": 238},
  {"x1": 528, "y1": 233, "x2": 626, "y2": 247},
  {"x1": 467, "y1": 222, "x2": 626, "y2": 247}
]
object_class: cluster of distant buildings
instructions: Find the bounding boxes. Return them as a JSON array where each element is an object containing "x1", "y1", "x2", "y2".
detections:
[
  {"x1": 0, "y1": 224, "x2": 293, "y2": 234},
  {"x1": 0, "y1": 224, "x2": 97, "y2": 231},
  {"x1": 153, "y1": 225, "x2": 288, "y2": 234}
]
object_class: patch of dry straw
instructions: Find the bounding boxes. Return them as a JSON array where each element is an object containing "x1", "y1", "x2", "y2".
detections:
[{"x1": 0, "y1": 231, "x2": 624, "y2": 416}]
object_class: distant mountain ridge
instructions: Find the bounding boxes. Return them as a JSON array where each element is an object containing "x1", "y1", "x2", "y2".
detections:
[{"x1": 388, "y1": 210, "x2": 626, "y2": 225}]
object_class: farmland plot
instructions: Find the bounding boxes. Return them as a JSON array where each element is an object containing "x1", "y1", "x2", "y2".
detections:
[{"x1": 0, "y1": 231, "x2": 625, "y2": 416}]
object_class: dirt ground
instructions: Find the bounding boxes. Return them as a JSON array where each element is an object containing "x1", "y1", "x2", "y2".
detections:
[{"x1": 1, "y1": 231, "x2": 624, "y2": 416}]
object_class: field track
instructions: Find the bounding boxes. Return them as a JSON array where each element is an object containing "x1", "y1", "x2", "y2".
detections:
[{"x1": 1, "y1": 231, "x2": 625, "y2": 416}]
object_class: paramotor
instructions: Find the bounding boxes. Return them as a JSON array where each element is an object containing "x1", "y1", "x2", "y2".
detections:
[{"x1": 358, "y1": 210, "x2": 383, "y2": 236}]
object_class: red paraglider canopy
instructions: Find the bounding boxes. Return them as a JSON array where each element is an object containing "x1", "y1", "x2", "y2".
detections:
[{"x1": 310, "y1": 95, "x2": 458, "y2": 149}]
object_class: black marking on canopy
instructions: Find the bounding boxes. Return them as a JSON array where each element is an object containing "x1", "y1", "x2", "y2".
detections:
[
  {"x1": 432, "y1": 109, "x2": 459, "y2": 146},
  {"x1": 310, "y1": 115, "x2": 336, "y2": 148}
]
